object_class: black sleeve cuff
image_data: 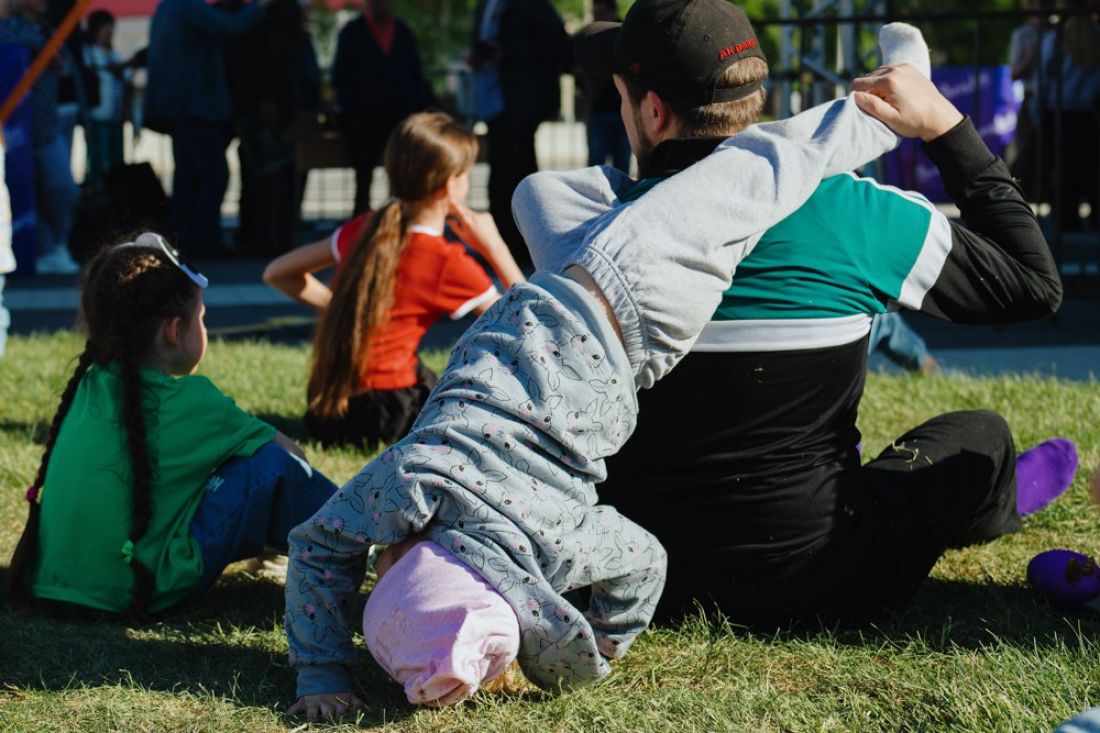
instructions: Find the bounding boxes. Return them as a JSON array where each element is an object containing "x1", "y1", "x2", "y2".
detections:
[{"x1": 920, "y1": 117, "x2": 998, "y2": 191}]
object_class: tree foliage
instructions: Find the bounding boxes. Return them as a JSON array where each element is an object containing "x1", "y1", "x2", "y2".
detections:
[
  {"x1": 886, "y1": 0, "x2": 1022, "y2": 67},
  {"x1": 315, "y1": 0, "x2": 1030, "y2": 82},
  {"x1": 385, "y1": 0, "x2": 585, "y2": 73}
]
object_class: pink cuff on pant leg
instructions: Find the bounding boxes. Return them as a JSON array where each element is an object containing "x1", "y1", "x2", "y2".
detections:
[{"x1": 362, "y1": 540, "x2": 521, "y2": 706}]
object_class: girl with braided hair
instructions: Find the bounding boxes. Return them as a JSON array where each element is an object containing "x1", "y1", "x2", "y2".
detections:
[{"x1": 8, "y1": 234, "x2": 338, "y2": 616}]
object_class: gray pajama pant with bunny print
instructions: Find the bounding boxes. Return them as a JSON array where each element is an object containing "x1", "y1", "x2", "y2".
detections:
[{"x1": 287, "y1": 272, "x2": 667, "y2": 697}]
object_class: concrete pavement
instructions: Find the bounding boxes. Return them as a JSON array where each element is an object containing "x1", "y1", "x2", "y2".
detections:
[{"x1": 5, "y1": 257, "x2": 1099, "y2": 382}]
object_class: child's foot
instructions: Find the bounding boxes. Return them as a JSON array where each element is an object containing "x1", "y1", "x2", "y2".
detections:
[
  {"x1": 1016, "y1": 438, "x2": 1078, "y2": 516},
  {"x1": 1027, "y1": 549, "x2": 1100, "y2": 605},
  {"x1": 243, "y1": 553, "x2": 289, "y2": 582},
  {"x1": 878, "y1": 23, "x2": 931, "y2": 79}
]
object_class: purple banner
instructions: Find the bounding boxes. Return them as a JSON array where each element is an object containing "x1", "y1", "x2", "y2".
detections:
[
  {"x1": 1, "y1": 43, "x2": 37, "y2": 277},
  {"x1": 881, "y1": 65, "x2": 1019, "y2": 202}
]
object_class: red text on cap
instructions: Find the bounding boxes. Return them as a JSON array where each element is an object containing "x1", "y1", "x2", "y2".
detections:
[{"x1": 718, "y1": 38, "x2": 758, "y2": 60}]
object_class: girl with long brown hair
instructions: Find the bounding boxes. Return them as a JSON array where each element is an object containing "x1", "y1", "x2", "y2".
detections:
[
  {"x1": 8, "y1": 234, "x2": 337, "y2": 616},
  {"x1": 264, "y1": 111, "x2": 524, "y2": 449}
]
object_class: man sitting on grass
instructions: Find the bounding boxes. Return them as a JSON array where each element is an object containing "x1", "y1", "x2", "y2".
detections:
[{"x1": 520, "y1": 0, "x2": 1076, "y2": 629}]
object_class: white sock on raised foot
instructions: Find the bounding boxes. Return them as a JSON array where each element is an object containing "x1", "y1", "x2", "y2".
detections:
[{"x1": 878, "y1": 23, "x2": 931, "y2": 79}]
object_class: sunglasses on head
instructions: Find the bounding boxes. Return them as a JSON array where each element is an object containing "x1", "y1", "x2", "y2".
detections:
[{"x1": 118, "y1": 233, "x2": 209, "y2": 289}]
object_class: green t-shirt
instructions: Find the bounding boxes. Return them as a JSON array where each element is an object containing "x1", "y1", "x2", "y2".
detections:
[{"x1": 30, "y1": 363, "x2": 276, "y2": 613}]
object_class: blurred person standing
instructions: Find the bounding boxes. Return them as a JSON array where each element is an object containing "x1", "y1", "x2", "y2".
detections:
[
  {"x1": 144, "y1": 0, "x2": 269, "y2": 257},
  {"x1": 868, "y1": 312, "x2": 938, "y2": 374},
  {"x1": 223, "y1": 0, "x2": 318, "y2": 256},
  {"x1": 128, "y1": 46, "x2": 148, "y2": 137},
  {"x1": 81, "y1": 9, "x2": 129, "y2": 184},
  {"x1": 1039, "y1": 0, "x2": 1100, "y2": 230},
  {"x1": 0, "y1": 138, "x2": 13, "y2": 355},
  {"x1": 47, "y1": 0, "x2": 94, "y2": 157},
  {"x1": 0, "y1": 0, "x2": 80, "y2": 274},
  {"x1": 469, "y1": 0, "x2": 570, "y2": 266},
  {"x1": 1007, "y1": 0, "x2": 1045, "y2": 192},
  {"x1": 1009, "y1": 1, "x2": 1044, "y2": 87},
  {"x1": 331, "y1": 0, "x2": 434, "y2": 215},
  {"x1": 576, "y1": 0, "x2": 630, "y2": 171},
  {"x1": 1, "y1": 0, "x2": 12, "y2": 347}
]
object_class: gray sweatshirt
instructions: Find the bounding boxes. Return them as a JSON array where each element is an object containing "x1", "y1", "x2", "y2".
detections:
[
  {"x1": 512, "y1": 95, "x2": 898, "y2": 389},
  {"x1": 286, "y1": 96, "x2": 898, "y2": 699}
]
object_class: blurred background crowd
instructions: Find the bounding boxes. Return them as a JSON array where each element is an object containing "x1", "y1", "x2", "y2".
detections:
[{"x1": 0, "y1": 0, "x2": 1097, "y2": 276}]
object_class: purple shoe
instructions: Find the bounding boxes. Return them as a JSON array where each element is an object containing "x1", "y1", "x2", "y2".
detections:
[
  {"x1": 1016, "y1": 438, "x2": 1078, "y2": 516},
  {"x1": 1027, "y1": 549, "x2": 1100, "y2": 605}
]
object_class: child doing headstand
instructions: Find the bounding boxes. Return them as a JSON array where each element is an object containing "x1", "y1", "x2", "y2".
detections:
[
  {"x1": 285, "y1": 95, "x2": 911, "y2": 717},
  {"x1": 284, "y1": 20, "x2": 942, "y2": 716},
  {"x1": 8, "y1": 235, "x2": 338, "y2": 616},
  {"x1": 264, "y1": 112, "x2": 524, "y2": 450}
]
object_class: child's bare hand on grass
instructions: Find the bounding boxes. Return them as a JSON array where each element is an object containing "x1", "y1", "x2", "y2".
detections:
[{"x1": 288, "y1": 692, "x2": 365, "y2": 722}]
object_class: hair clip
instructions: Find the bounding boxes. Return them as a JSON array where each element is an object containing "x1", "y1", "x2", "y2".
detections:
[
  {"x1": 119, "y1": 233, "x2": 210, "y2": 289},
  {"x1": 25, "y1": 485, "x2": 39, "y2": 503}
]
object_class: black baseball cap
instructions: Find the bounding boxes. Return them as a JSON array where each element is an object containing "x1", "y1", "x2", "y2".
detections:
[{"x1": 575, "y1": 0, "x2": 767, "y2": 106}]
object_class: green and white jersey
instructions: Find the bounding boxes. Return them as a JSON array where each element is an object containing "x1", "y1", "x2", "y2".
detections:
[
  {"x1": 695, "y1": 172, "x2": 954, "y2": 353},
  {"x1": 600, "y1": 119, "x2": 1060, "y2": 604}
]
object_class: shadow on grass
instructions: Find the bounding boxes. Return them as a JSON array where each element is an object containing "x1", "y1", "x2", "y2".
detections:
[
  {"x1": 208, "y1": 319, "x2": 316, "y2": 345},
  {"x1": 0, "y1": 568, "x2": 415, "y2": 726},
  {"x1": 663, "y1": 577, "x2": 1100, "y2": 654},
  {"x1": 877, "y1": 577, "x2": 1100, "y2": 651},
  {"x1": 7, "y1": 570, "x2": 1094, "y2": 723},
  {"x1": 253, "y1": 412, "x2": 309, "y2": 443},
  {"x1": 0, "y1": 419, "x2": 49, "y2": 442}
]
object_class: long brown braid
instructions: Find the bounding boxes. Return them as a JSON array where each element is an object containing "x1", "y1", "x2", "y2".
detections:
[
  {"x1": 306, "y1": 111, "x2": 478, "y2": 420},
  {"x1": 8, "y1": 241, "x2": 200, "y2": 614},
  {"x1": 7, "y1": 344, "x2": 96, "y2": 604}
]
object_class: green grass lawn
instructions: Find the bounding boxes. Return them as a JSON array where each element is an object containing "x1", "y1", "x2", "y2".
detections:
[{"x1": 1, "y1": 332, "x2": 1098, "y2": 732}]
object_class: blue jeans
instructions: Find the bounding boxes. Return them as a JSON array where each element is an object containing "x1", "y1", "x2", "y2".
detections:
[
  {"x1": 868, "y1": 312, "x2": 930, "y2": 372},
  {"x1": 57, "y1": 103, "x2": 78, "y2": 153},
  {"x1": 32, "y1": 134, "x2": 78, "y2": 257},
  {"x1": 1058, "y1": 708, "x2": 1100, "y2": 733},
  {"x1": 189, "y1": 442, "x2": 337, "y2": 595},
  {"x1": 586, "y1": 112, "x2": 631, "y2": 171}
]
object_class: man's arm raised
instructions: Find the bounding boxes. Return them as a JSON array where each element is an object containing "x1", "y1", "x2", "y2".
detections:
[{"x1": 852, "y1": 64, "x2": 1060, "y2": 322}]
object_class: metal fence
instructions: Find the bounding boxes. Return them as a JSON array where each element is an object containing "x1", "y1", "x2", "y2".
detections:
[
  {"x1": 91, "y1": 7, "x2": 1098, "y2": 278},
  {"x1": 757, "y1": 5, "x2": 1100, "y2": 280}
]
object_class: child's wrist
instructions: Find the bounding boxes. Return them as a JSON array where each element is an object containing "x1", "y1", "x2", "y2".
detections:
[
  {"x1": 295, "y1": 663, "x2": 354, "y2": 699},
  {"x1": 477, "y1": 234, "x2": 509, "y2": 256},
  {"x1": 483, "y1": 241, "x2": 508, "y2": 259}
]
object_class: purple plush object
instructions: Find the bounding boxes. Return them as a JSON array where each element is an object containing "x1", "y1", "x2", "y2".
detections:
[
  {"x1": 1027, "y1": 549, "x2": 1100, "y2": 605},
  {"x1": 1016, "y1": 438, "x2": 1079, "y2": 516}
]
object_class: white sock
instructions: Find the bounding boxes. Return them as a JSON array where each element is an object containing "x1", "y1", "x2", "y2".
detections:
[{"x1": 878, "y1": 23, "x2": 931, "y2": 79}]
